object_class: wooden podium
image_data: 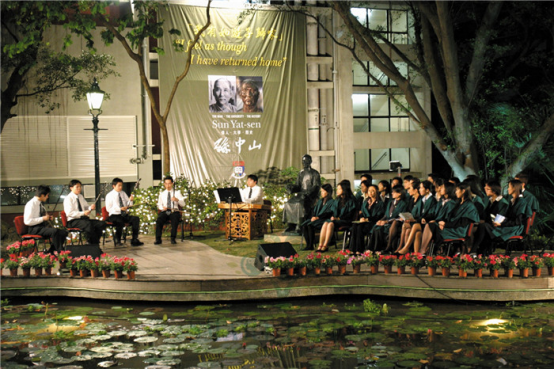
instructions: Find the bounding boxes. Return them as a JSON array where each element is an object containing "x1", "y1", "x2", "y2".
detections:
[{"x1": 218, "y1": 203, "x2": 271, "y2": 240}]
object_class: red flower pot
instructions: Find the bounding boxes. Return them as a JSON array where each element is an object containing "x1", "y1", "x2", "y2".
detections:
[
  {"x1": 299, "y1": 266, "x2": 307, "y2": 276},
  {"x1": 442, "y1": 267, "x2": 450, "y2": 277},
  {"x1": 287, "y1": 267, "x2": 295, "y2": 277},
  {"x1": 384, "y1": 265, "x2": 392, "y2": 275},
  {"x1": 370, "y1": 265, "x2": 379, "y2": 274},
  {"x1": 397, "y1": 266, "x2": 405, "y2": 275},
  {"x1": 533, "y1": 268, "x2": 541, "y2": 277},
  {"x1": 338, "y1": 265, "x2": 346, "y2": 275},
  {"x1": 428, "y1": 267, "x2": 436, "y2": 276},
  {"x1": 352, "y1": 265, "x2": 361, "y2": 274},
  {"x1": 411, "y1": 266, "x2": 419, "y2": 275}
]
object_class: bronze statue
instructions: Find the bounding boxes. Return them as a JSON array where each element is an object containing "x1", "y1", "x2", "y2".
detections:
[{"x1": 283, "y1": 154, "x2": 321, "y2": 234}]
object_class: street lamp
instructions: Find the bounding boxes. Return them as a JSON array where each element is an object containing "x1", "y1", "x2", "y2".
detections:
[{"x1": 86, "y1": 78, "x2": 105, "y2": 212}]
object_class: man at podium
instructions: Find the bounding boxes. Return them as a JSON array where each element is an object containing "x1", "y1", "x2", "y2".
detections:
[{"x1": 241, "y1": 174, "x2": 264, "y2": 205}]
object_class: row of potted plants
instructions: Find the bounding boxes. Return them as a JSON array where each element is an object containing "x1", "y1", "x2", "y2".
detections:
[
  {"x1": 266, "y1": 251, "x2": 554, "y2": 278},
  {"x1": 1, "y1": 251, "x2": 138, "y2": 280},
  {"x1": 6, "y1": 240, "x2": 37, "y2": 257}
]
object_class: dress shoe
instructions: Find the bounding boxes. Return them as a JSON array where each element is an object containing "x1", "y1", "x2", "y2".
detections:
[
  {"x1": 131, "y1": 239, "x2": 144, "y2": 247},
  {"x1": 301, "y1": 246, "x2": 314, "y2": 251},
  {"x1": 113, "y1": 240, "x2": 122, "y2": 247},
  {"x1": 171, "y1": 238, "x2": 177, "y2": 245},
  {"x1": 154, "y1": 239, "x2": 162, "y2": 245}
]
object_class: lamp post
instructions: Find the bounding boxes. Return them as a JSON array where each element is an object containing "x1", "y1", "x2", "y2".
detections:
[{"x1": 86, "y1": 78, "x2": 105, "y2": 213}]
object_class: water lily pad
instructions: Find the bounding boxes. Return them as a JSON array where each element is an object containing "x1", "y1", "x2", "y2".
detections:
[
  {"x1": 98, "y1": 361, "x2": 117, "y2": 367},
  {"x1": 134, "y1": 336, "x2": 158, "y2": 343}
]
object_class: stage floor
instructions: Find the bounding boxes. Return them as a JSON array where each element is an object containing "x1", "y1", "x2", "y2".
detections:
[{"x1": 2, "y1": 236, "x2": 554, "y2": 302}]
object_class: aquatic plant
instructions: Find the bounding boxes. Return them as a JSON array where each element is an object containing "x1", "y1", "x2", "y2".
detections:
[{"x1": 363, "y1": 299, "x2": 382, "y2": 315}]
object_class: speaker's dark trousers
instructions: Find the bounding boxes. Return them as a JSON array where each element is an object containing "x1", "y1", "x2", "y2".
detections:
[
  {"x1": 28, "y1": 225, "x2": 68, "y2": 253},
  {"x1": 67, "y1": 218, "x2": 106, "y2": 245},
  {"x1": 156, "y1": 211, "x2": 181, "y2": 240},
  {"x1": 108, "y1": 213, "x2": 140, "y2": 241}
]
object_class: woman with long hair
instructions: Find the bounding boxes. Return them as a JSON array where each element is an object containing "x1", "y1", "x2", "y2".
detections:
[
  {"x1": 394, "y1": 180, "x2": 438, "y2": 255},
  {"x1": 301, "y1": 183, "x2": 335, "y2": 251},
  {"x1": 378, "y1": 180, "x2": 391, "y2": 207},
  {"x1": 386, "y1": 179, "x2": 421, "y2": 253},
  {"x1": 317, "y1": 180, "x2": 357, "y2": 252},
  {"x1": 419, "y1": 183, "x2": 480, "y2": 255},
  {"x1": 367, "y1": 186, "x2": 408, "y2": 252},
  {"x1": 472, "y1": 179, "x2": 532, "y2": 255},
  {"x1": 348, "y1": 184, "x2": 385, "y2": 254}
]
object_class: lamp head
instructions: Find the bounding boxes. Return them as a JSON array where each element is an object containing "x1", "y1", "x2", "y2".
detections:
[{"x1": 86, "y1": 78, "x2": 105, "y2": 115}]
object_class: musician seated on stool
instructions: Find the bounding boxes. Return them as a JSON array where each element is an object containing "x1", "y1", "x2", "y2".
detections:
[
  {"x1": 106, "y1": 177, "x2": 144, "y2": 247},
  {"x1": 155, "y1": 176, "x2": 185, "y2": 245},
  {"x1": 63, "y1": 179, "x2": 106, "y2": 246},
  {"x1": 241, "y1": 174, "x2": 264, "y2": 205},
  {"x1": 24, "y1": 185, "x2": 69, "y2": 253}
]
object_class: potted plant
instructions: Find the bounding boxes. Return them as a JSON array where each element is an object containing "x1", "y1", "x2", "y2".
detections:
[
  {"x1": 321, "y1": 254, "x2": 335, "y2": 275},
  {"x1": 472, "y1": 255, "x2": 485, "y2": 278},
  {"x1": 395, "y1": 254, "x2": 410, "y2": 275},
  {"x1": 407, "y1": 253, "x2": 426, "y2": 275},
  {"x1": 437, "y1": 256, "x2": 453, "y2": 277},
  {"x1": 123, "y1": 257, "x2": 138, "y2": 280},
  {"x1": 73, "y1": 256, "x2": 89, "y2": 277},
  {"x1": 455, "y1": 254, "x2": 474, "y2": 278},
  {"x1": 379, "y1": 254, "x2": 397, "y2": 274},
  {"x1": 6, "y1": 242, "x2": 21, "y2": 257},
  {"x1": 487, "y1": 255, "x2": 502, "y2": 278},
  {"x1": 514, "y1": 254, "x2": 533, "y2": 278},
  {"x1": 306, "y1": 252, "x2": 323, "y2": 275},
  {"x1": 542, "y1": 253, "x2": 554, "y2": 276},
  {"x1": 296, "y1": 256, "x2": 308, "y2": 276},
  {"x1": 499, "y1": 255, "x2": 516, "y2": 278},
  {"x1": 5, "y1": 255, "x2": 20, "y2": 277},
  {"x1": 348, "y1": 253, "x2": 366, "y2": 274},
  {"x1": 335, "y1": 250, "x2": 350, "y2": 275},
  {"x1": 98, "y1": 254, "x2": 112, "y2": 278},
  {"x1": 21, "y1": 240, "x2": 36, "y2": 256},
  {"x1": 425, "y1": 256, "x2": 440, "y2": 276},
  {"x1": 55, "y1": 250, "x2": 72, "y2": 273},
  {"x1": 111, "y1": 257, "x2": 125, "y2": 279},
  {"x1": 0, "y1": 258, "x2": 4, "y2": 277},
  {"x1": 265, "y1": 256, "x2": 286, "y2": 277},
  {"x1": 28, "y1": 253, "x2": 43, "y2": 276},
  {"x1": 529, "y1": 255, "x2": 544, "y2": 277},
  {"x1": 366, "y1": 251, "x2": 380, "y2": 274},
  {"x1": 283, "y1": 255, "x2": 296, "y2": 277}
]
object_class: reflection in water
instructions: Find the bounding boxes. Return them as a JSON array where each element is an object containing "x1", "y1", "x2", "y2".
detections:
[{"x1": 1, "y1": 297, "x2": 554, "y2": 368}]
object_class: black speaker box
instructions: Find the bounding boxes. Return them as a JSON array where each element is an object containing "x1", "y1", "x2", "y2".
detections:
[
  {"x1": 254, "y1": 242, "x2": 297, "y2": 271},
  {"x1": 66, "y1": 244, "x2": 103, "y2": 259}
]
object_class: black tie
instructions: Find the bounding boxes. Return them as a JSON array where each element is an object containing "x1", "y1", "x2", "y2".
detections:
[
  {"x1": 167, "y1": 191, "x2": 171, "y2": 209},
  {"x1": 77, "y1": 197, "x2": 83, "y2": 212},
  {"x1": 119, "y1": 193, "x2": 124, "y2": 208},
  {"x1": 248, "y1": 188, "x2": 252, "y2": 199},
  {"x1": 389, "y1": 200, "x2": 397, "y2": 217}
]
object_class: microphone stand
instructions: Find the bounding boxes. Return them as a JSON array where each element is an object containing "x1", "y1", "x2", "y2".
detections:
[{"x1": 183, "y1": 179, "x2": 204, "y2": 240}]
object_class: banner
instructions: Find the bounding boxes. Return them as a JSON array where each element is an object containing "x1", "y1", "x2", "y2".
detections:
[{"x1": 159, "y1": 5, "x2": 307, "y2": 185}]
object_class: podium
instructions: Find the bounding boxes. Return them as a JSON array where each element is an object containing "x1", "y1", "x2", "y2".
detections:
[{"x1": 218, "y1": 203, "x2": 271, "y2": 240}]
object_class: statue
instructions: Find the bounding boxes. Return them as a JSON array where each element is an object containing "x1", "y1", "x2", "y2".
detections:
[{"x1": 282, "y1": 154, "x2": 321, "y2": 234}]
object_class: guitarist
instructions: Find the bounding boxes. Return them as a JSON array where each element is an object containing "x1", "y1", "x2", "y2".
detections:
[
  {"x1": 105, "y1": 178, "x2": 144, "y2": 247},
  {"x1": 24, "y1": 185, "x2": 69, "y2": 253}
]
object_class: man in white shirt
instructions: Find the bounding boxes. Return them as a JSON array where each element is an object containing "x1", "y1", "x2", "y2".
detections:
[
  {"x1": 155, "y1": 176, "x2": 185, "y2": 245},
  {"x1": 241, "y1": 174, "x2": 264, "y2": 205},
  {"x1": 105, "y1": 177, "x2": 143, "y2": 247},
  {"x1": 63, "y1": 179, "x2": 106, "y2": 246},
  {"x1": 24, "y1": 185, "x2": 68, "y2": 253}
]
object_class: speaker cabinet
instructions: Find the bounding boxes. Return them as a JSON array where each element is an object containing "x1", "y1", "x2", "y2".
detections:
[{"x1": 254, "y1": 242, "x2": 297, "y2": 271}]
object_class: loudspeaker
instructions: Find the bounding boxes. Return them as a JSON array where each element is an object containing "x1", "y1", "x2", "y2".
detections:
[
  {"x1": 65, "y1": 244, "x2": 103, "y2": 259},
  {"x1": 254, "y1": 242, "x2": 297, "y2": 271}
]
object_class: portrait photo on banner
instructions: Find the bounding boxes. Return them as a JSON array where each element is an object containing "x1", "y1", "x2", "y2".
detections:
[
  {"x1": 208, "y1": 75, "x2": 238, "y2": 113},
  {"x1": 236, "y1": 76, "x2": 264, "y2": 113}
]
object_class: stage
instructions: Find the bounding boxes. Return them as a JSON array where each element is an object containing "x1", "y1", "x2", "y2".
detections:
[{"x1": 2, "y1": 236, "x2": 554, "y2": 302}]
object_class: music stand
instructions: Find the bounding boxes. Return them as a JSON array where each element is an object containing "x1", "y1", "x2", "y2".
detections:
[{"x1": 215, "y1": 187, "x2": 243, "y2": 242}]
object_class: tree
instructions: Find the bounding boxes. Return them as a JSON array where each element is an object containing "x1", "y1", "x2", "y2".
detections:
[
  {"x1": 87, "y1": 0, "x2": 213, "y2": 173},
  {"x1": 1, "y1": 1, "x2": 118, "y2": 132},
  {"x1": 294, "y1": 1, "x2": 554, "y2": 181}
]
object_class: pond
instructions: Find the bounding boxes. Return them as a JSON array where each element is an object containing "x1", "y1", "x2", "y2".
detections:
[{"x1": 1, "y1": 296, "x2": 554, "y2": 368}]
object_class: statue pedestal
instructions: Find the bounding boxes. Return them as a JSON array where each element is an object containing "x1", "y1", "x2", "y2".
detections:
[{"x1": 263, "y1": 231, "x2": 302, "y2": 245}]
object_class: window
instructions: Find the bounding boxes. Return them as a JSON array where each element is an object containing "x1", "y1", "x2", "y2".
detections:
[
  {"x1": 353, "y1": 61, "x2": 408, "y2": 87},
  {"x1": 355, "y1": 148, "x2": 411, "y2": 172},
  {"x1": 351, "y1": 8, "x2": 410, "y2": 45}
]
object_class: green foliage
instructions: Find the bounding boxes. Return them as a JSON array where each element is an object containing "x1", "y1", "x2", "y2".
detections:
[{"x1": 363, "y1": 299, "x2": 382, "y2": 315}]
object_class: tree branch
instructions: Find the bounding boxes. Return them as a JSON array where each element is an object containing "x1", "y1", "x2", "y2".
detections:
[{"x1": 464, "y1": 1, "x2": 503, "y2": 105}]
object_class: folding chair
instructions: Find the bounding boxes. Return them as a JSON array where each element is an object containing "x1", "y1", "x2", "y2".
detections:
[
  {"x1": 101, "y1": 206, "x2": 130, "y2": 247},
  {"x1": 13, "y1": 216, "x2": 49, "y2": 252},
  {"x1": 60, "y1": 211, "x2": 85, "y2": 245},
  {"x1": 504, "y1": 212, "x2": 536, "y2": 255},
  {"x1": 430, "y1": 222, "x2": 475, "y2": 257}
]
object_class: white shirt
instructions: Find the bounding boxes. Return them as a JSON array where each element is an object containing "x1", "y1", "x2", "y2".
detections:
[
  {"x1": 241, "y1": 185, "x2": 264, "y2": 205},
  {"x1": 24, "y1": 197, "x2": 46, "y2": 226},
  {"x1": 106, "y1": 189, "x2": 132, "y2": 216},
  {"x1": 157, "y1": 189, "x2": 185, "y2": 211},
  {"x1": 63, "y1": 192, "x2": 91, "y2": 221}
]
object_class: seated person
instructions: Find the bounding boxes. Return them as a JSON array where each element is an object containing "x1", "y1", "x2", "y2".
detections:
[
  {"x1": 24, "y1": 185, "x2": 68, "y2": 253},
  {"x1": 482, "y1": 179, "x2": 509, "y2": 224},
  {"x1": 355, "y1": 173, "x2": 372, "y2": 205},
  {"x1": 386, "y1": 179, "x2": 421, "y2": 254},
  {"x1": 302, "y1": 184, "x2": 335, "y2": 251},
  {"x1": 63, "y1": 179, "x2": 106, "y2": 246},
  {"x1": 155, "y1": 176, "x2": 185, "y2": 245},
  {"x1": 105, "y1": 177, "x2": 143, "y2": 247},
  {"x1": 241, "y1": 174, "x2": 264, "y2": 205},
  {"x1": 348, "y1": 184, "x2": 386, "y2": 254},
  {"x1": 378, "y1": 180, "x2": 391, "y2": 206},
  {"x1": 368, "y1": 186, "x2": 408, "y2": 253},
  {"x1": 419, "y1": 183, "x2": 480, "y2": 255},
  {"x1": 472, "y1": 179, "x2": 532, "y2": 255},
  {"x1": 317, "y1": 180, "x2": 357, "y2": 252},
  {"x1": 395, "y1": 180, "x2": 438, "y2": 255},
  {"x1": 515, "y1": 172, "x2": 540, "y2": 213}
]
